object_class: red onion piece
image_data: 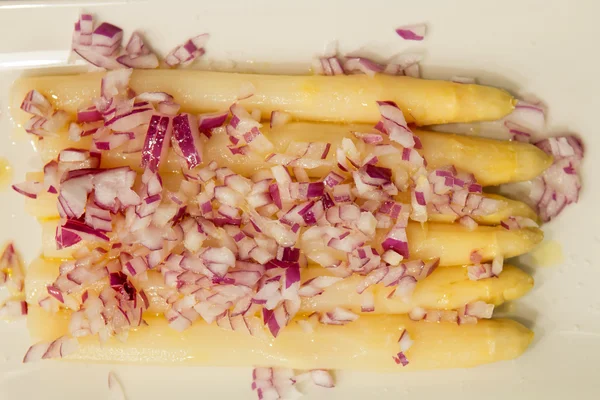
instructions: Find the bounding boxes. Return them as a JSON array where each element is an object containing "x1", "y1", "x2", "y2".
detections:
[
  {"x1": 507, "y1": 100, "x2": 546, "y2": 135},
  {"x1": 467, "y1": 264, "x2": 493, "y2": 281},
  {"x1": 77, "y1": 105, "x2": 103, "y2": 122},
  {"x1": 505, "y1": 121, "x2": 532, "y2": 142},
  {"x1": 23, "y1": 336, "x2": 78, "y2": 363},
  {"x1": 319, "y1": 307, "x2": 359, "y2": 325},
  {"x1": 382, "y1": 224, "x2": 409, "y2": 258},
  {"x1": 451, "y1": 76, "x2": 476, "y2": 84},
  {"x1": 360, "y1": 291, "x2": 375, "y2": 312},
  {"x1": 376, "y1": 101, "x2": 416, "y2": 148},
  {"x1": 142, "y1": 114, "x2": 173, "y2": 172},
  {"x1": 108, "y1": 371, "x2": 126, "y2": 400},
  {"x1": 383, "y1": 53, "x2": 422, "y2": 78},
  {"x1": 270, "y1": 111, "x2": 291, "y2": 128},
  {"x1": 92, "y1": 22, "x2": 123, "y2": 48},
  {"x1": 492, "y1": 255, "x2": 504, "y2": 276},
  {"x1": 409, "y1": 307, "x2": 426, "y2": 321},
  {"x1": 310, "y1": 370, "x2": 335, "y2": 388},
  {"x1": 12, "y1": 181, "x2": 43, "y2": 199},
  {"x1": 393, "y1": 352, "x2": 409, "y2": 366},
  {"x1": 125, "y1": 32, "x2": 150, "y2": 57},
  {"x1": 198, "y1": 111, "x2": 228, "y2": 136},
  {"x1": 105, "y1": 106, "x2": 153, "y2": 132},
  {"x1": 74, "y1": 47, "x2": 122, "y2": 70},
  {"x1": 165, "y1": 34, "x2": 209, "y2": 67},
  {"x1": 398, "y1": 329, "x2": 413, "y2": 352},
  {"x1": 0, "y1": 243, "x2": 24, "y2": 294},
  {"x1": 395, "y1": 24, "x2": 427, "y2": 41},
  {"x1": 0, "y1": 300, "x2": 28, "y2": 318},
  {"x1": 529, "y1": 136, "x2": 584, "y2": 222},
  {"x1": 24, "y1": 111, "x2": 70, "y2": 137},
  {"x1": 343, "y1": 57, "x2": 384, "y2": 77},
  {"x1": 458, "y1": 215, "x2": 478, "y2": 231},
  {"x1": 314, "y1": 56, "x2": 344, "y2": 75},
  {"x1": 20, "y1": 90, "x2": 53, "y2": 117},
  {"x1": 172, "y1": 113, "x2": 203, "y2": 169},
  {"x1": 465, "y1": 301, "x2": 494, "y2": 319},
  {"x1": 117, "y1": 53, "x2": 159, "y2": 69},
  {"x1": 56, "y1": 219, "x2": 110, "y2": 248},
  {"x1": 136, "y1": 92, "x2": 173, "y2": 103}
]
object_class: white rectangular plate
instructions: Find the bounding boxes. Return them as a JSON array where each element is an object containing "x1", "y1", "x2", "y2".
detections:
[{"x1": 0, "y1": 0, "x2": 598, "y2": 399}]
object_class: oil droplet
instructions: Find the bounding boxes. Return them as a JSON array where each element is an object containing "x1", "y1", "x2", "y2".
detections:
[
  {"x1": 530, "y1": 240, "x2": 564, "y2": 267},
  {"x1": 0, "y1": 158, "x2": 12, "y2": 190}
]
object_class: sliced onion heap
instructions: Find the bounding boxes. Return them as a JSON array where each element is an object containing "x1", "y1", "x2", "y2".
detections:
[
  {"x1": 426, "y1": 166, "x2": 502, "y2": 219},
  {"x1": 251, "y1": 367, "x2": 335, "y2": 399},
  {"x1": 164, "y1": 34, "x2": 209, "y2": 67},
  {"x1": 313, "y1": 52, "x2": 422, "y2": 79},
  {"x1": 71, "y1": 14, "x2": 204, "y2": 70},
  {"x1": 528, "y1": 136, "x2": 584, "y2": 222}
]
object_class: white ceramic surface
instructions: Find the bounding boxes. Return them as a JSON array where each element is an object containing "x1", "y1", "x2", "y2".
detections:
[{"x1": 0, "y1": 0, "x2": 598, "y2": 399}]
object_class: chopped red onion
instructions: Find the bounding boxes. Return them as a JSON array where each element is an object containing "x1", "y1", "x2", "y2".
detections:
[
  {"x1": 343, "y1": 57, "x2": 384, "y2": 77},
  {"x1": 382, "y1": 224, "x2": 409, "y2": 258},
  {"x1": 0, "y1": 300, "x2": 28, "y2": 318},
  {"x1": 77, "y1": 105, "x2": 103, "y2": 123},
  {"x1": 361, "y1": 291, "x2": 375, "y2": 312},
  {"x1": 198, "y1": 112, "x2": 228, "y2": 136},
  {"x1": 74, "y1": 47, "x2": 122, "y2": 70},
  {"x1": 23, "y1": 336, "x2": 78, "y2": 363},
  {"x1": 458, "y1": 215, "x2": 478, "y2": 230},
  {"x1": 310, "y1": 370, "x2": 335, "y2": 388},
  {"x1": 409, "y1": 307, "x2": 426, "y2": 321},
  {"x1": 172, "y1": 113, "x2": 203, "y2": 168},
  {"x1": 270, "y1": 111, "x2": 291, "y2": 128},
  {"x1": 314, "y1": 56, "x2": 344, "y2": 75},
  {"x1": 376, "y1": 101, "x2": 416, "y2": 148},
  {"x1": 298, "y1": 276, "x2": 343, "y2": 297},
  {"x1": 12, "y1": 181, "x2": 43, "y2": 199},
  {"x1": 56, "y1": 219, "x2": 110, "y2": 248},
  {"x1": 319, "y1": 307, "x2": 359, "y2": 325},
  {"x1": 165, "y1": 34, "x2": 209, "y2": 67},
  {"x1": 451, "y1": 76, "x2": 476, "y2": 84},
  {"x1": 465, "y1": 301, "x2": 494, "y2": 319},
  {"x1": 20, "y1": 90, "x2": 53, "y2": 117},
  {"x1": 529, "y1": 136, "x2": 584, "y2": 222},
  {"x1": 507, "y1": 100, "x2": 546, "y2": 135},
  {"x1": 395, "y1": 24, "x2": 427, "y2": 41},
  {"x1": 117, "y1": 53, "x2": 159, "y2": 69},
  {"x1": 142, "y1": 114, "x2": 173, "y2": 172},
  {"x1": 383, "y1": 53, "x2": 422, "y2": 78},
  {"x1": 467, "y1": 264, "x2": 493, "y2": 281},
  {"x1": 108, "y1": 371, "x2": 126, "y2": 400}
]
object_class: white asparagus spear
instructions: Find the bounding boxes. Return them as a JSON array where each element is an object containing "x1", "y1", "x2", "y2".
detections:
[
  {"x1": 22, "y1": 171, "x2": 538, "y2": 224},
  {"x1": 38, "y1": 218, "x2": 542, "y2": 265},
  {"x1": 27, "y1": 306, "x2": 533, "y2": 371},
  {"x1": 25, "y1": 258, "x2": 533, "y2": 315},
  {"x1": 10, "y1": 71, "x2": 516, "y2": 127},
  {"x1": 29, "y1": 124, "x2": 551, "y2": 186}
]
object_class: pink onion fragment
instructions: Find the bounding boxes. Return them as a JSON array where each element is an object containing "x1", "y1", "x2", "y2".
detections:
[
  {"x1": 529, "y1": 136, "x2": 584, "y2": 222},
  {"x1": 310, "y1": 369, "x2": 335, "y2": 388},
  {"x1": 142, "y1": 114, "x2": 173, "y2": 172},
  {"x1": 108, "y1": 371, "x2": 126, "y2": 400},
  {"x1": 172, "y1": 113, "x2": 203, "y2": 168},
  {"x1": 395, "y1": 24, "x2": 427, "y2": 41}
]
